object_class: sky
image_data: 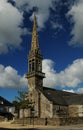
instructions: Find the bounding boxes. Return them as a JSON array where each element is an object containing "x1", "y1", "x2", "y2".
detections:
[{"x1": 0, "y1": 0, "x2": 83, "y2": 102}]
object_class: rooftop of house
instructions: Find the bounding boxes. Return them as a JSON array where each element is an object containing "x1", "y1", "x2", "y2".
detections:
[
  {"x1": 42, "y1": 87, "x2": 83, "y2": 106},
  {"x1": 0, "y1": 96, "x2": 14, "y2": 107}
]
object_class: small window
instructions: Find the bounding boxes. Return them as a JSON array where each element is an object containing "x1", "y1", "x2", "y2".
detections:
[
  {"x1": 30, "y1": 93, "x2": 32, "y2": 97},
  {"x1": 29, "y1": 60, "x2": 35, "y2": 72},
  {"x1": 38, "y1": 61, "x2": 42, "y2": 71},
  {"x1": 0, "y1": 101, "x2": 3, "y2": 104},
  {"x1": 29, "y1": 61, "x2": 32, "y2": 72},
  {"x1": 32, "y1": 62, "x2": 34, "y2": 71}
]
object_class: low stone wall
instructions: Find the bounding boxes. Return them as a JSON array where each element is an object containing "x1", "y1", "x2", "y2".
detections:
[
  {"x1": 12, "y1": 117, "x2": 83, "y2": 126},
  {"x1": 0, "y1": 116, "x2": 4, "y2": 121}
]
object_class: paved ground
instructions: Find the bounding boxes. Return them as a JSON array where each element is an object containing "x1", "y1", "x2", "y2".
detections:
[
  {"x1": 0, "y1": 121, "x2": 83, "y2": 130},
  {"x1": 39, "y1": 125, "x2": 83, "y2": 130},
  {"x1": 36, "y1": 125, "x2": 83, "y2": 130}
]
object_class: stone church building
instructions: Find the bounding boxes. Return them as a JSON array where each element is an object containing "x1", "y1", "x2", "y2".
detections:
[{"x1": 25, "y1": 15, "x2": 83, "y2": 118}]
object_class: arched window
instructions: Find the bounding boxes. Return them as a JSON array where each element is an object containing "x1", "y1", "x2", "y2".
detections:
[
  {"x1": 38, "y1": 60, "x2": 42, "y2": 71},
  {"x1": 32, "y1": 59, "x2": 35, "y2": 71},
  {"x1": 36, "y1": 59, "x2": 38, "y2": 71},
  {"x1": 29, "y1": 61, "x2": 32, "y2": 72}
]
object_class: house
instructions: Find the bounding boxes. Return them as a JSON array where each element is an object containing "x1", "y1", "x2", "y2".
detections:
[
  {"x1": 25, "y1": 15, "x2": 83, "y2": 118},
  {"x1": 0, "y1": 96, "x2": 15, "y2": 120}
]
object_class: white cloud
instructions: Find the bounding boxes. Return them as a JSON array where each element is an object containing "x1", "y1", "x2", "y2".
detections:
[
  {"x1": 1, "y1": 58, "x2": 83, "y2": 90},
  {"x1": 42, "y1": 59, "x2": 57, "y2": 88},
  {"x1": 14, "y1": 0, "x2": 55, "y2": 29},
  {"x1": 51, "y1": 21, "x2": 63, "y2": 30},
  {"x1": 63, "y1": 89, "x2": 75, "y2": 93},
  {"x1": 0, "y1": 64, "x2": 27, "y2": 88},
  {"x1": 77, "y1": 88, "x2": 83, "y2": 94},
  {"x1": 43, "y1": 59, "x2": 83, "y2": 88},
  {"x1": 0, "y1": 0, "x2": 24, "y2": 53},
  {"x1": 67, "y1": 0, "x2": 83, "y2": 46}
]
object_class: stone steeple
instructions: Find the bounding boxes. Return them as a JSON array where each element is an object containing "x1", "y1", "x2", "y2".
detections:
[
  {"x1": 26, "y1": 15, "x2": 45, "y2": 89},
  {"x1": 31, "y1": 15, "x2": 39, "y2": 50},
  {"x1": 26, "y1": 15, "x2": 45, "y2": 117},
  {"x1": 29, "y1": 15, "x2": 42, "y2": 58}
]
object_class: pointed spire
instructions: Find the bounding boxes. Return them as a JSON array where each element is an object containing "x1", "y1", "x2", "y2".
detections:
[{"x1": 31, "y1": 14, "x2": 39, "y2": 50}]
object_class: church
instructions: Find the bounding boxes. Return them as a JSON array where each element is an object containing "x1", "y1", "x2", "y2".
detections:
[{"x1": 25, "y1": 15, "x2": 83, "y2": 118}]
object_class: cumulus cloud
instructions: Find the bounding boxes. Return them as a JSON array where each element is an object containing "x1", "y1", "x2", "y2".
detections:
[
  {"x1": 63, "y1": 89, "x2": 75, "y2": 93},
  {"x1": 67, "y1": 0, "x2": 83, "y2": 46},
  {"x1": 51, "y1": 21, "x2": 63, "y2": 30},
  {"x1": 0, "y1": 0, "x2": 24, "y2": 53},
  {"x1": 1, "y1": 59, "x2": 83, "y2": 91},
  {"x1": 14, "y1": 0, "x2": 55, "y2": 29},
  {"x1": 42, "y1": 59, "x2": 57, "y2": 87},
  {"x1": 77, "y1": 88, "x2": 83, "y2": 94},
  {"x1": 0, "y1": 64, "x2": 27, "y2": 88},
  {"x1": 43, "y1": 59, "x2": 83, "y2": 88}
]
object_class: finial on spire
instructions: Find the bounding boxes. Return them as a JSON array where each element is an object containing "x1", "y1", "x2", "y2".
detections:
[{"x1": 33, "y1": 6, "x2": 38, "y2": 15}]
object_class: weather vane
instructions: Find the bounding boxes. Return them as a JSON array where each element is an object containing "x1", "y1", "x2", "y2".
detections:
[{"x1": 33, "y1": 6, "x2": 38, "y2": 15}]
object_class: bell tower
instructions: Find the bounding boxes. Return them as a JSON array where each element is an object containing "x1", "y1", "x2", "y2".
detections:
[
  {"x1": 26, "y1": 15, "x2": 45, "y2": 117},
  {"x1": 26, "y1": 15, "x2": 45, "y2": 91}
]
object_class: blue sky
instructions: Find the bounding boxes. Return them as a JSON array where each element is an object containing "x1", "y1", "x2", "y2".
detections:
[{"x1": 0, "y1": 0, "x2": 83, "y2": 102}]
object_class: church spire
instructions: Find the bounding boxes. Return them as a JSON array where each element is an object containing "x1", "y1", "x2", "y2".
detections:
[{"x1": 31, "y1": 15, "x2": 39, "y2": 50}]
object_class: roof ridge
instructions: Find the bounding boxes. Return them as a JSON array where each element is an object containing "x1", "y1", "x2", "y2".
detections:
[{"x1": 43, "y1": 87, "x2": 77, "y2": 95}]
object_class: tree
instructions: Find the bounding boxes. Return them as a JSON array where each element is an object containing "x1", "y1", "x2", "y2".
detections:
[
  {"x1": 13, "y1": 91, "x2": 30, "y2": 126},
  {"x1": 13, "y1": 100, "x2": 20, "y2": 118}
]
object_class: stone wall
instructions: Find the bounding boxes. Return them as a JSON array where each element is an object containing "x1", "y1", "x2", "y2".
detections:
[
  {"x1": 69, "y1": 105, "x2": 83, "y2": 117},
  {"x1": 53, "y1": 105, "x2": 68, "y2": 118},
  {"x1": 13, "y1": 117, "x2": 83, "y2": 126},
  {"x1": 78, "y1": 105, "x2": 83, "y2": 117},
  {"x1": 69, "y1": 105, "x2": 79, "y2": 117},
  {"x1": 40, "y1": 93, "x2": 53, "y2": 118},
  {"x1": 20, "y1": 109, "x2": 30, "y2": 118},
  {"x1": 0, "y1": 116, "x2": 4, "y2": 121}
]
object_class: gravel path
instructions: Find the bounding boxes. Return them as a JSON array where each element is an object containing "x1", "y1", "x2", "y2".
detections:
[{"x1": 0, "y1": 121, "x2": 83, "y2": 130}]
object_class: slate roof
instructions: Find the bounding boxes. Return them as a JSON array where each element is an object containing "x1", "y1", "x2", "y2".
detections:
[
  {"x1": 0, "y1": 96, "x2": 14, "y2": 107},
  {"x1": 65, "y1": 94, "x2": 83, "y2": 105},
  {"x1": 42, "y1": 87, "x2": 83, "y2": 106}
]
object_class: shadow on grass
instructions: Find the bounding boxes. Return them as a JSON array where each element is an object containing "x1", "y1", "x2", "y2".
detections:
[{"x1": 0, "y1": 128, "x2": 38, "y2": 130}]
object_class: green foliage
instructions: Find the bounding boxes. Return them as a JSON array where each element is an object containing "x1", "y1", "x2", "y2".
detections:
[
  {"x1": 13, "y1": 91, "x2": 30, "y2": 112},
  {"x1": 13, "y1": 100, "x2": 19, "y2": 111},
  {"x1": 15, "y1": 91, "x2": 27, "y2": 103},
  {"x1": 13, "y1": 91, "x2": 31, "y2": 125}
]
